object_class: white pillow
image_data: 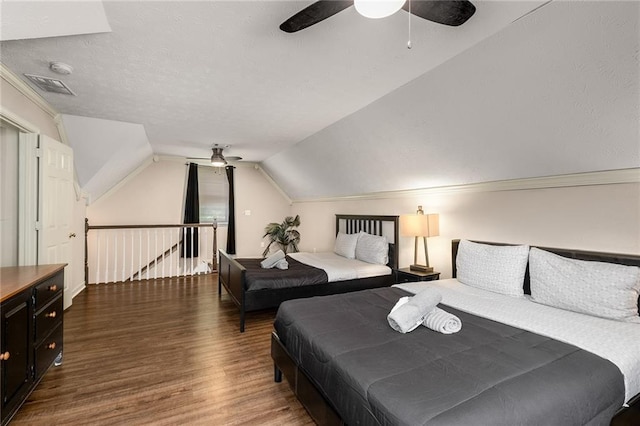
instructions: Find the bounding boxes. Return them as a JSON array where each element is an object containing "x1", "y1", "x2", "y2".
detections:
[
  {"x1": 456, "y1": 240, "x2": 529, "y2": 297},
  {"x1": 355, "y1": 232, "x2": 389, "y2": 265},
  {"x1": 333, "y1": 232, "x2": 359, "y2": 259},
  {"x1": 529, "y1": 247, "x2": 640, "y2": 323}
]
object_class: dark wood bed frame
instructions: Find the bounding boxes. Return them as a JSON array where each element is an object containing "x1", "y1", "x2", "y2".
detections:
[
  {"x1": 271, "y1": 239, "x2": 640, "y2": 425},
  {"x1": 218, "y1": 214, "x2": 399, "y2": 332}
]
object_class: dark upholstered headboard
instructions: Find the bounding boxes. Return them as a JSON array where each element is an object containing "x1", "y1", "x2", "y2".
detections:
[
  {"x1": 335, "y1": 214, "x2": 399, "y2": 270},
  {"x1": 451, "y1": 239, "x2": 640, "y2": 312}
]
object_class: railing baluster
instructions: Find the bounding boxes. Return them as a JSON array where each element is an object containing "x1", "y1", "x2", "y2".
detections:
[
  {"x1": 121, "y1": 231, "x2": 126, "y2": 283},
  {"x1": 162, "y1": 230, "x2": 166, "y2": 278},
  {"x1": 190, "y1": 227, "x2": 194, "y2": 275},
  {"x1": 130, "y1": 231, "x2": 134, "y2": 281},
  {"x1": 105, "y1": 233, "x2": 110, "y2": 283},
  {"x1": 183, "y1": 227, "x2": 187, "y2": 276},
  {"x1": 138, "y1": 229, "x2": 142, "y2": 281},
  {"x1": 96, "y1": 231, "x2": 101, "y2": 284},
  {"x1": 146, "y1": 229, "x2": 150, "y2": 281},
  {"x1": 154, "y1": 228, "x2": 158, "y2": 280},
  {"x1": 169, "y1": 229, "x2": 173, "y2": 278}
]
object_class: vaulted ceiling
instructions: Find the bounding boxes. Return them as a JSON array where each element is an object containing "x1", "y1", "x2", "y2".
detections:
[{"x1": 1, "y1": 1, "x2": 638, "y2": 201}]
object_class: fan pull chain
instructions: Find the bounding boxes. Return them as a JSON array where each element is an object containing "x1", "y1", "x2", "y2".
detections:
[{"x1": 407, "y1": 0, "x2": 412, "y2": 49}]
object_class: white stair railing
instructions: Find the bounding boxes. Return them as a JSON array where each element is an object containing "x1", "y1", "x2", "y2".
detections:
[{"x1": 85, "y1": 221, "x2": 217, "y2": 284}]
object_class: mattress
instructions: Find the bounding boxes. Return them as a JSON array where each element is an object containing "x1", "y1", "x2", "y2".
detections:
[{"x1": 274, "y1": 286, "x2": 625, "y2": 426}]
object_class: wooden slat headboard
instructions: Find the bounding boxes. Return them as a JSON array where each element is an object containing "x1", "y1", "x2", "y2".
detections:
[{"x1": 335, "y1": 214, "x2": 399, "y2": 270}]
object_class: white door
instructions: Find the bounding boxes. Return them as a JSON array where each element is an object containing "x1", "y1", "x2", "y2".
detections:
[{"x1": 39, "y1": 135, "x2": 75, "y2": 309}]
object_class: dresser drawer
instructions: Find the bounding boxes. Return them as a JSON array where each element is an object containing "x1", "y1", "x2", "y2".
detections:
[
  {"x1": 34, "y1": 322, "x2": 63, "y2": 380},
  {"x1": 34, "y1": 272, "x2": 63, "y2": 309},
  {"x1": 34, "y1": 295, "x2": 63, "y2": 345}
]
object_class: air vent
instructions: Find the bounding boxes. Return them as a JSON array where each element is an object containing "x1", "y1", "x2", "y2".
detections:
[{"x1": 24, "y1": 73, "x2": 76, "y2": 96}]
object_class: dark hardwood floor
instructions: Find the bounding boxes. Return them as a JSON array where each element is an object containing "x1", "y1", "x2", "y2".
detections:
[{"x1": 10, "y1": 274, "x2": 313, "y2": 425}]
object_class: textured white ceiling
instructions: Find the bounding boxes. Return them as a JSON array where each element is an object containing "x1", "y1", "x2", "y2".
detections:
[
  {"x1": 1, "y1": 1, "x2": 541, "y2": 160},
  {"x1": 263, "y1": 0, "x2": 640, "y2": 199},
  {"x1": 1, "y1": 1, "x2": 637, "y2": 201}
]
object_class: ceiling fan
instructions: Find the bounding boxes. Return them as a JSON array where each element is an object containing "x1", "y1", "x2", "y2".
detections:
[
  {"x1": 187, "y1": 144, "x2": 243, "y2": 167},
  {"x1": 280, "y1": 0, "x2": 476, "y2": 33}
]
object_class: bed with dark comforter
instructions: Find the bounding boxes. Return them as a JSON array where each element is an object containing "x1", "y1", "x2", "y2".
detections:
[
  {"x1": 219, "y1": 214, "x2": 399, "y2": 332},
  {"x1": 274, "y1": 286, "x2": 623, "y2": 425},
  {"x1": 271, "y1": 240, "x2": 640, "y2": 425}
]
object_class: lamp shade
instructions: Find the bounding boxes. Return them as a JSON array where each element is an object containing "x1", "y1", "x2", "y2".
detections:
[
  {"x1": 354, "y1": 0, "x2": 405, "y2": 19},
  {"x1": 400, "y1": 213, "x2": 439, "y2": 237}
]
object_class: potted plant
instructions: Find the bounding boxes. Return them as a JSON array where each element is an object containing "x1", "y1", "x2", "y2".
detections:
[{"x1": 262, "y1": 215, "x2": 301, "y2": 256}]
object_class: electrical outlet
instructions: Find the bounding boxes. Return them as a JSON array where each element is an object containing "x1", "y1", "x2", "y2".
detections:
[
  {"x1": 244, "y1": 210, "x2": 251, "y2": 216},
  {"x1": 260, "y1": 242, "x2": 265, "y2": 248}
]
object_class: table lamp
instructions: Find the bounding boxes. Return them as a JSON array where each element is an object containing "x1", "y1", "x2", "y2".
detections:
[{"x1": 400, "y1": 206, "x2": 439, "y2": 272}]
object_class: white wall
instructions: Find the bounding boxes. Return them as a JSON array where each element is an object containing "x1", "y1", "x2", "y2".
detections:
[
  {"x1": 1, "y1": 71, "x2": 87, "y2": 306},
  {"x1": 86, "y1": 159, "x2": 291, "y2": 258},
  {"x1": 291, "y1": 180, "x2": 640, "y2": 279}
]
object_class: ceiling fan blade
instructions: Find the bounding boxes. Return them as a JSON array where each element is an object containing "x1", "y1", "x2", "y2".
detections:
[
  {"x1": 404, "y1": 0, "x2": 476, "y2": 27},
  {"x1": 280, "y1": 0, "x2": 354, "y2": 33}
]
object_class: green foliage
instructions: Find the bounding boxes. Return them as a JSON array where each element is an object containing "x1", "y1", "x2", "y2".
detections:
[{"x1": 262, "y1": 215, "x2": 301, "y2": 257}]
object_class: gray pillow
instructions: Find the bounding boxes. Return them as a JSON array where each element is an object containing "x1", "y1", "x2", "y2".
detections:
[
  {"x1": 456, "y1": 240, "x2": 529, "y2": 297},
  {"x1": 529, "y1": 247, "x2": 640, "y2": 323}
]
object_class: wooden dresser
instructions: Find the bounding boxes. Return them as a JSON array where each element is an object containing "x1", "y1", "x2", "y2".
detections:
[{"x1": 1, "y1": 264, "x2": 65, "y2": 426}]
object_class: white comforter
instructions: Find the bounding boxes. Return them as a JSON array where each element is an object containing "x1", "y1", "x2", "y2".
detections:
[
  {"x1": 395, "y1": 278, "x2": 640, "y2": 403},
  {"x1": 289, "y1": 252, "x2": 391, "y2": 282}
]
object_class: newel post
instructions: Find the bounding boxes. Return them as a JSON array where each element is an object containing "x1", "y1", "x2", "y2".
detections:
[{"x1": 212, "y1": 220, "x2": 218, "y2": 272}]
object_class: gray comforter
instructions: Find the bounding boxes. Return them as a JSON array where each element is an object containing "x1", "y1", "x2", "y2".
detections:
[
  {"x1": 236, "y1": 256, "x2": 328, "y2": 291},
  {"x1": 274, "y1": 287, "x2": 624, "y2": 426}
]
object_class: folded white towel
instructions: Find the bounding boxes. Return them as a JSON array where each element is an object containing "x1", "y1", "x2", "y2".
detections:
[
  {"x1": 387, "y1": 289, "x2": 442, "y2": 333},
  {"x1": 423, "y1": 307, "x2": 462, "y2": 334},
  {"x1": 390, "y1": 295, "x2": 462, "y2": 334},
  {"x1": 261, "y1": 250, "x2": 285, "y2": 269},
  {"x1": 274, "y1": 259, "x2": 289, "y2": 270}
]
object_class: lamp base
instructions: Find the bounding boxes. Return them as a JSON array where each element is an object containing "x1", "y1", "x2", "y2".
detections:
[{"x1": 409, "y1": 264, "x2": 434, "y2": 273}]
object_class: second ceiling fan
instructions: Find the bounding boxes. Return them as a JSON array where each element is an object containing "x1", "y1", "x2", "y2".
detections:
[{"x1": 280, "y1": 0, "x2": 476, "y2": 33}]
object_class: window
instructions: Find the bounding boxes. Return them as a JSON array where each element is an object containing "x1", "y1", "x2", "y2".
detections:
[{"x1": 198, "y1": 166, "x2": 228, "y2": 223}]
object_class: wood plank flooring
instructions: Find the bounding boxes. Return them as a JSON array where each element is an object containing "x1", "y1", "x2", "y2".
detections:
[{"x1": 10, "y1": 274, "x2": 313, "y2": 425}]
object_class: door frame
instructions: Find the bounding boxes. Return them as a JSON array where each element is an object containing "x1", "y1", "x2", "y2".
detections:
[{"x1": 1, "y1": 108, "x2": 39, "y2": 266}]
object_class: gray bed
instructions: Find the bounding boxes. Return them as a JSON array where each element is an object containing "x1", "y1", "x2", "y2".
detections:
[{"x1": 271, "y1": 240, "x2": 640, "y2": 425}]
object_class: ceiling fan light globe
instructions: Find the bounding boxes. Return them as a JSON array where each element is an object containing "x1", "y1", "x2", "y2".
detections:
[{"x1": 354, "y1": 0, "x2": 405, "y2": 19}]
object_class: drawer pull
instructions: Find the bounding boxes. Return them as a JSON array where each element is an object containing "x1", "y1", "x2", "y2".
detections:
[
  {"x1": 0, "y1": 351, "x2": 10, "y2": 361},
  {"x1": 47, "y1": 342, "x2": 56, "y2": 350},
  {"x1": 46, "y1": 311, "x2": 57, "y2": 318},
  {"x1": 48, "y1": 285, "x2": 58, "y2": 292}
]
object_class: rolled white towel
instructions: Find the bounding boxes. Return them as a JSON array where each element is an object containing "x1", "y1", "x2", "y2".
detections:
[
  {"x1": 274, "y1": 259, "x2": 289, "y2": 270},
  {"x1": 423, "y1": 307, "x2": 462, "y2": 334},
  {"x1": 260, "y1": 250, "x2": 285, "y2": 269},
  {"x1": 387, "y1": 289, "x2": 442, "y2": 333}
]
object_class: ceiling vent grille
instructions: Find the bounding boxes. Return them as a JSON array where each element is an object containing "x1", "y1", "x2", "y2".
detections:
[{"x1": 24, "y1": 73, "x2": 76, "y2": 96}]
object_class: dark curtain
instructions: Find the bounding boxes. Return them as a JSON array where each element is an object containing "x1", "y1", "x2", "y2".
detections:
[
  {"x1": 182, "y1": 163, "x2": 199, "y2": 258},
  {"x1": 225, "y1": 165, "x2": 236, "y2": 254}
]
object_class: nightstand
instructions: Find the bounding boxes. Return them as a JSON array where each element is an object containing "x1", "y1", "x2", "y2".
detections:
[{"x1": 395, "y1": 267, "x2": 440, "y2": 283}]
